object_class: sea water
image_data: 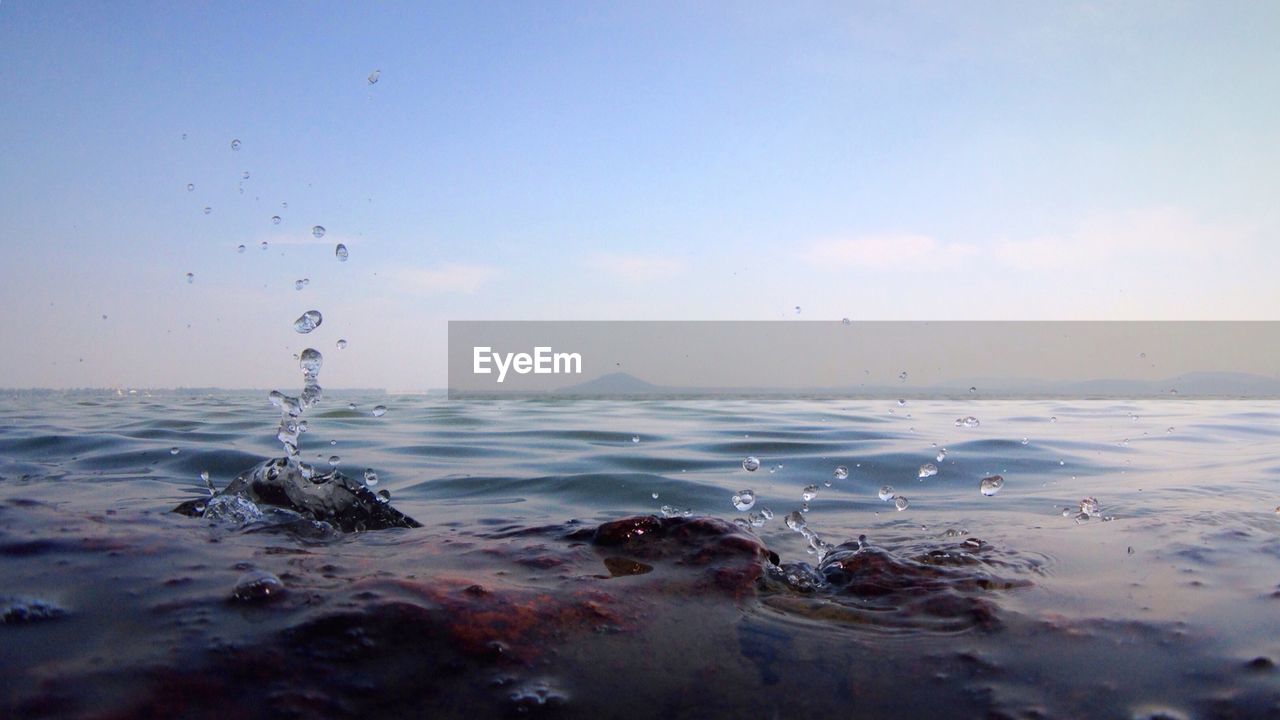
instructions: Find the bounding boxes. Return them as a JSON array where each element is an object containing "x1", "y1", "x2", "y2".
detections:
[{"x1": 0, "y1": 392, "x2": 1278, "y2": 718}]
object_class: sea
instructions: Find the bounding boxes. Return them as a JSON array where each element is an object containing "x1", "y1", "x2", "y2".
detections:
[{"x1": 1, "y1": 391, "x2": 1278, "y2": 719}]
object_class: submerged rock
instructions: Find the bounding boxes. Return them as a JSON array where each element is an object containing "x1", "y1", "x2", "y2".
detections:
[{"x1": 172, "y1": 457, "x2": 421, "y2": 532}]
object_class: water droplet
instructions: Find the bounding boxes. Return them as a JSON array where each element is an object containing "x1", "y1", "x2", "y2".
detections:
[
  {"x1": 295, "y1": 279, "x2": 307, "y2": 290},
  {"x1": 297, "y1": 420, "x2": 309, "y2": 432},
  {"x1": 651, "y1": 492, "x2": 659, "y2": 500},
  {"x1": 1049, "y1": 416, "x2": 1057, "y2": 423},
  {"x1": 260, "y1": 241, "x2": 269, "y2": 251},
  {"x1": 954, "y1": 416, "x2": 980, "y2": 428},
  {"x1": 328, "y1": 455, "x2": 340, "y2": 468},
  {"x1": 732, "y1": 489, "x2": 756, "y2": 512},
  {"x1": 801, "y1": 484, "x2": 818, "y2": 502},
  {"x1": 377, "y1": 489, "x2": 391, "y2": 503},
  {"x1": 293, "y1": 310, "x2": 323, "y2": 334},
  {"x1": 784, "y1": 511, "x2": 806, "y2": 531},
  {"x1": 237, "y1": 244, "x2": 246, "y2": 253},
  {"x1": 897, "y1": 398, "x2": 906, "y2": 407},
  {"x1": 230, "y1": 139, "x2": 241, "y2": 151},
  {"x1": 898, "y1": 371, "x2": 908, "y2": 381},
  {"x1": 894, "y1": 495, "x2": 909, "y2": 511},
  {"x1": 833, "y1": 465, "x2": 849, "y2": 481},
  {"x1": 980, "y1": 475, "x2": 1004, "y2": 496},
  {"x1": 1079, "y1": 497, "x2": 1100, "y2": 516},
  {"x1": 186, "y1": 183, "x2": 194, "y2": 192},
  {"x1": 1021, "y1": 437, "x2": 1029, "y2": 445},
  {"x1": 312, "y1": 225, "x2": 326, "y2": 239},
  {"x1": 336, "y1": 338, "x2": 348, "y2": 349},
  {"x1": 842, "y1": 317, "x2": 851, "y2": 325},
  {"x1": 918, "y1": 463, "x2": 938, "y2": 479},
  {"x1": 742, "y1": 456, "x2": 760, "y2": 472},
  {"x1": 185, "y1": 272, "x2": 194, "y2": 284},
  {"x1": 169, "y1": 447, "x2": 179, "y2": 455},
  {"x1": 794, "y1": 306, "x2": 801, "y2": 314},
  {"x1": 203, "y1": 206, "x2": 212, "y2": 215},
  {"x1": 631, "y1": 435, "x2": 640, "y2": 444},
  {"x1": 242, "y1": 171, "x2": 250, "y2": 180},
  {"x1": 969, "y1": 386, "x2": 977, "y2": 394},
  {"x1": 1139, "y1": 352, "x2": 1147, "y2": 359},
  {"x1": 299, "y1": 347, "x2": 323, "y2": 376},
  {"x1": 1166, "y1": 426, "x2": 1174, "y2": 433},
  {"x1": 334, "y1": 243, "x2": 349, "y2": 262},
  {"x1": 371, "y1": 405, "x2": 388, "y2": 417},
  {"x1": 329, "y1": 439, "x2": 336, "y2": 445},
  {"x1": 271, "y1": 215, "x2": 282, "y2": 225},
  {"x1": 878, "y1": 486, "x2": 894, "y2": 501},
  {"x1": 368, "y1": 69, "x2": 381, "y2": 84},
  {"x1": 347, "y1": 402, "x2": 357, "y2": 410},
  {"x1": 1059, "y1": 459, "x2": 1065, "y2": 466},
  {"x1": 232, "y1": 571, "x2": 283, "y2": 602},
  {"x1": 936, "y1": 448, "x2": 947, "y2": 463}
]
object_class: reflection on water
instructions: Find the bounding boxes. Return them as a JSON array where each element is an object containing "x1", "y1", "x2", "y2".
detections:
[{"x1": 0, "y1": 394, "x2": 1278, "y2": 718}]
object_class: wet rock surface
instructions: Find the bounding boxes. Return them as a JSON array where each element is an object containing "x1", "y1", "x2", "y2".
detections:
[{"x1": 172, "y1": 457, "x2": 420, "y2": 532}]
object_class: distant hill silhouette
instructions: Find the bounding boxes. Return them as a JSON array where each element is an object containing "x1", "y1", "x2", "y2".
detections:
[
  {"x1": 550, "y1": 370, "x2": 1280, "y2": 398},
  {"x1": 557, "y1": 372, "x2": 663, "y2": 395}
]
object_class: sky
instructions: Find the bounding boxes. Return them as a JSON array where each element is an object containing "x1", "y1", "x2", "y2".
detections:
[{"x1": 1, "y1": 1, "x2": 1277, "y2": 391}]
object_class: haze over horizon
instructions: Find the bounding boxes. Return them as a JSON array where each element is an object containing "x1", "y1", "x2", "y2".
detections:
[{"x1": 2, "y1": 2, "x2": 1278, "y2": 391}]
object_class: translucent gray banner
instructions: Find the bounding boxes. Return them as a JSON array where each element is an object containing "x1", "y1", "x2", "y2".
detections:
[{"x1": 447, "y1": 321, "x2": 1280, "y2": 398}]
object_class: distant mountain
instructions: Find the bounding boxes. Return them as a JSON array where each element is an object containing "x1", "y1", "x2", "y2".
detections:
[{"x1": 557, "y1": 372, "x2": 663, "y2": 395}]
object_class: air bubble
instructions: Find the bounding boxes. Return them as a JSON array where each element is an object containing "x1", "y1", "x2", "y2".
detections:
[
  {"x1": 732, "y1": 490, "x2": 756, "y2": 512},
  {"x1": 918, "y1": 463, "x2": 938, "y2": 479},
  {"x1": 833, "y1": 465, "x2": 848, "y2": 481},
  {"x1": 232, "y1": 571, "x2": 283, "y2": 602},
  {"x1": 802, "y1": 484, "x2": 818, "y2": 502},
  {"x1": 742, "y1": 456, "x2": 760, "y2": 472},
  {"x1": 894, "y1": 495, "x2": 909, "y2": 511},
  {"x1": 878, "y1": 486, "x2": 894, "y2": 501}
]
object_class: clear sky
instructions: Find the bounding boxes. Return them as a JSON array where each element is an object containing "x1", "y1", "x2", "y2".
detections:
[{"x1": 1, "y1": 1, "x2": 1277, "y2": 391}]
